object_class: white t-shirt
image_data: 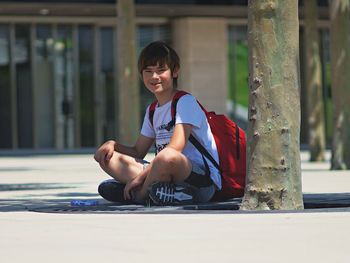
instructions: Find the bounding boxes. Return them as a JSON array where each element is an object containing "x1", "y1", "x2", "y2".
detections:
[{"x1": 141, "y1": 93, "x2": 221, "y2": 189}]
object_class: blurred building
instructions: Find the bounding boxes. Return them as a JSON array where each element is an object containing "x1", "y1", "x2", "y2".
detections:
[{"x1": 0, "y1": 0, "x2": 331, "y2": 150}]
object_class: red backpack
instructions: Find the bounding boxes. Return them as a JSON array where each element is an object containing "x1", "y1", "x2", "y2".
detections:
[{"x1": 149, "y1": 91, "x2": 246, "y2": 201}]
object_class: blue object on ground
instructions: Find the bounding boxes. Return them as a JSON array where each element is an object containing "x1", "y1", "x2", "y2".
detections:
[{"x1": 70, "y1": 200, "x2": 99, "y2": 207}]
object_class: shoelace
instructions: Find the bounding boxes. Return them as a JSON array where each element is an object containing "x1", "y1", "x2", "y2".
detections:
[{"x1": 155, "y1": 183, "x2": 175, "y2": 203}]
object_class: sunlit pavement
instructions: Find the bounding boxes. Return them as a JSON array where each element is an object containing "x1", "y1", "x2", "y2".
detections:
[{"x1": 0, "y1": 151, "x2": 349, "y2": 263}]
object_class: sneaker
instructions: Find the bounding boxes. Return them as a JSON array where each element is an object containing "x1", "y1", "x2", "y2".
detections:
[
  {"x1": 149, "y1": 182, "x2": 198, "y2": 206},
  {"x1": 98, "y1": 179, "x2": 130, "y2": 204}
]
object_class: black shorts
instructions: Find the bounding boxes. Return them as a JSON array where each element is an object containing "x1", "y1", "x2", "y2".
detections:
[{"x1": 184, "y1": 160, "x2": 216, "y2": 202}]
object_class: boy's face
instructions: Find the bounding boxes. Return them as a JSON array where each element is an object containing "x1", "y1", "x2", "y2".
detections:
[{"x1": 142, "y1": 63, "x2": 178, "y2": 95}]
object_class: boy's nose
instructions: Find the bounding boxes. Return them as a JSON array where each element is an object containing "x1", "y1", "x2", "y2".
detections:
[{"x1": 151, "y1": 72, "x2": 160, "y2": 78}]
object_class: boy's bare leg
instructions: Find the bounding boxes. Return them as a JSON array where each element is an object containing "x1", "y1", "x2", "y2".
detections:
[
  {"x1": 138, "y1": 147, "x2": 192, "y2": 199},
  {"x1": 98, "y1": 151, "x2": 144, "y2": 184}
]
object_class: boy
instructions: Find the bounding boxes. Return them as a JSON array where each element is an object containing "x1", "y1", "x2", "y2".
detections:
[{"x1": 94, "y1": 41, "x2": 220, "y2": 205}]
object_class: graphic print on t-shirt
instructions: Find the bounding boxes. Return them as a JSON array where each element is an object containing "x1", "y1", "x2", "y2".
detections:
[{"x1": 155, "y1": 124, "x2": 173, "y2": 154}]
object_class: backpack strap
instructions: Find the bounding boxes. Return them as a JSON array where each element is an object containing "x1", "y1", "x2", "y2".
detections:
[
  {"x1": 171, "y1": 92, "x2": 221, "y2": 172},
  {"x1": 188, "y1": 135, "x2": 220, "y2": 172},
  {"x1": 148, "y1": 90, "x2": 189, "y2": 128},
  {"x1": 236, "y1": 124, "x2": 240, "y2": 159},
  {"x1": 170, "y1": 90, "x2": 189, "y2": 120},
  {"x1": 148, "y1": 100, "x2": 158, "y2": 127}
]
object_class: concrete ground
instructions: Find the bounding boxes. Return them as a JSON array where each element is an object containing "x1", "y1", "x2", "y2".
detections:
[{"x1": 0, "y1": 151, "x2": 349, "y2": 263}]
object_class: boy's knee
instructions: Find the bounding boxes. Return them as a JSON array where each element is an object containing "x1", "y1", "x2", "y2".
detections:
[
  {"x1": 98, "y1": 152, "x2": 126, "y2": 170},
  {"x1": 154, "y1": 148, "x2": 179, "y2": 165}
]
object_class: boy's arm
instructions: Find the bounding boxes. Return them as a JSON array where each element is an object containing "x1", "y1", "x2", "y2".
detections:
[
  {"x1": 94, "y1": 135, "x2": 154, "y2": 164},
  {"x1": 167, "y1": 123, "x2": 193, "y2": 152},
  {"x1": 114, "y1": 135, "x2": 154, "y2": 159}
]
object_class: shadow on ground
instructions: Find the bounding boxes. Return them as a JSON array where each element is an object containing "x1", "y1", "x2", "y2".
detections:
[
  {"x1": 0, "y1": 183, "x2": 99, "y2": 212},
  {"x1": 303, "y1": 193, "x2": 350, "y2": 209},
  {"x1": 0, "y1": 183, "x2": 75, "y2": 192},
  {"x1": 1, "y1": 193, "x2": 350, "y2": 214}
]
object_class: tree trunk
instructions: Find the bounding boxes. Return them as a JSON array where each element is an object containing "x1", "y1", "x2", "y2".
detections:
[
  {"x1": 329, "y1": 0, "x2": 350, "y2": 170},
  {"x1": 117, "y1": 0, "x2": 140, "y2": 145},
  {"x1": 304, "y1": 0, "x2": 326, "y2": 162},
  {"x1": 241, "y1": 0, "x2": 304, "y2": 210}
]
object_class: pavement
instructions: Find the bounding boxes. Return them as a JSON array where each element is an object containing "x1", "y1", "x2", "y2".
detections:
[{"x1": 0, "y1": 150, "x2": 349, "y2": 263}]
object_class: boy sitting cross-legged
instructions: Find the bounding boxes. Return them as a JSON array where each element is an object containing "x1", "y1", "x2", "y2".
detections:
[{"x1": 94, "y1": 41, "x2": 221, "y2": 205}]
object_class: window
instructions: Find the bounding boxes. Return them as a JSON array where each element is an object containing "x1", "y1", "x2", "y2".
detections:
[
  {"x1": 15, "y1": 24, "x2": 33, "y2": 148},
  {"x1": 228, "y1": 26, "x2": 248, "y2": 126},
  {"x1": 0, "y1": 25, "x2": 12, "y2": 148}
]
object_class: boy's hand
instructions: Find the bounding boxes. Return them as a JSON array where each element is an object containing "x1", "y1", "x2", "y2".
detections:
[
  {"x1": 94, "y1": 140, "x2": 116, "y2": 164},
  {"x1": 124, "y1": 164, "x2": 151, "y2": 200},
  {"x1": 124, "y1": 175, "x2": 144, "y2": 200}
]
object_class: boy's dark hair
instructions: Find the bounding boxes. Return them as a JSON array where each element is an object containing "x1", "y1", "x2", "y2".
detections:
[{"x1": 138, "y1": 41, "x2": 180, "y2": 87}]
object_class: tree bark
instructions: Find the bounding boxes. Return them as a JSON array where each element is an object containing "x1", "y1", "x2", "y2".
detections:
[
  {"x1": 304, "y1": 0, "x2": 326, "y2": 162},
  {"x1": 241, "y1": 0, "x2": 304, "y2": 210},
  {"x1": 329, "y1": 0, "x2": 350, "y2": 170},
  {"x1": 117, "y1": 0, "x2": 140, "y2": 145}
]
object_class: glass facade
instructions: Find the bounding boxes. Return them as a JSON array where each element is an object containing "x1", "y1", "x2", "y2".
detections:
[
  {"x1": 78, "y1": 25, "x2": 95, "y2": 147},
  {"x1": 56, "y1": 25, "x2": 75, "y2": 149},
  {"x1": 0, "y1": 25, "x2": 11, "y2": 148},
  {"x1": 0, "y1": 22, "x2": 170, "y2": 150},
  {"x1": 0, "y1": 10, "x2": 332, "y2": 150},
  {"x1": 227, "y1": 26, "x2": 248, "y2": 130},
  {"x1": 35, "y1": 24, "x2": 55, "y2": 148},
  {"x1": 3, "y1": 0, "x2": 249, "y2": 4},
  {"x1": 100, "y1": 27, "x2": 116, "y2": 142},
  {"x1": 15, "y1": 24, "x2": 33, "y2": 148}
]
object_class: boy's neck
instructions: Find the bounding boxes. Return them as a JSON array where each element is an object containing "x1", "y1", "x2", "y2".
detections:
[{"x1": 156, "y1": 89, "x2": 178, "y2": 106}]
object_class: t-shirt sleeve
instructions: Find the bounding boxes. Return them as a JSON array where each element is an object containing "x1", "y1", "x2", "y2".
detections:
[
  {"x1": 140, "y1": 105, "x2": 156, "y2": 138},
  {"x1": 175, "y1": 94, "x2": 203, "y2": 128}
]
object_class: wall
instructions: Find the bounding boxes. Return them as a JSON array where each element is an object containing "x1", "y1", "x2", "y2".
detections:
[{"x1": 172, "y1": 17, "x2": 228, "y2": 114}]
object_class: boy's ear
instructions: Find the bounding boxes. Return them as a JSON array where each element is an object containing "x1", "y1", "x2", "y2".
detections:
[{"x1": 172, "y1": 68, "x2": 179, "y2": 78}]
